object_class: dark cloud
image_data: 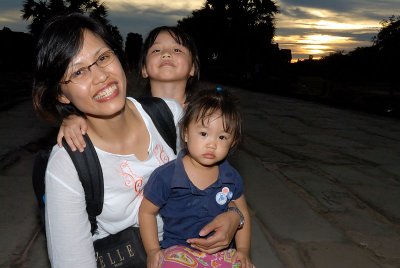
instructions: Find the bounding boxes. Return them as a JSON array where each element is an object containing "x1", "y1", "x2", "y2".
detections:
[
  {"x1": 280, "y1": 7, "x2": 314, "y2": 19},
  {"x1": 0, "y1": 1, "x2": 193, "y2": 38},
  {"x1": 279, "y1": 0, "x2": 400, "y2": 21},
  {"x1": 109, "y1": 5, "x2": 193, "y2": 38},
  {"x1": 280, "y1": 0, "x2": 370, "y2": 13},
  {"x1": 0, "y1": 1, "x2": 20, "y2": 10}
]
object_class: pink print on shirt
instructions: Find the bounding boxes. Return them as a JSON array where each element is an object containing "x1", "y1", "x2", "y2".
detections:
[
  {"x1": 120, "y1": 161, "x2": 143, "y2": 194},
  {"x1": 153, "y1": 144, "x2": 170, "y2": 166}
]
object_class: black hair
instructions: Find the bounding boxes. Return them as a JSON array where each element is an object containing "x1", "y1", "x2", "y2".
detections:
[
  {"x1": 32, "y1": 12, "x2": 125, "y2": 123},
  {"x1": 179, "y1": 88, "x2": 242, "y2": 153},
  {"x1": 138, "y1": 26, "x2": 200, "y2": 99}
]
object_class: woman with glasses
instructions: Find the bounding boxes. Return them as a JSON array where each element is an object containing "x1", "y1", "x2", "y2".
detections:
[{"x1": 33, "y1": 13, "x2": 241, "y2": 267}]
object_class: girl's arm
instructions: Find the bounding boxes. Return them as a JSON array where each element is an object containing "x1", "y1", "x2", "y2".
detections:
[
  {"x1": 139, "y1": 197, "x2": 164, "y2": 268},
  {"x1": 56, "y1": 115, "x2": 88, "y2": 152}
]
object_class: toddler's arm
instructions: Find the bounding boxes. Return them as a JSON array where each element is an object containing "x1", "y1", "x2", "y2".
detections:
[
  {"x1": 139, "y1": 197, "x2": 163, "y2": 268},
  {"x1": 57, "y1": 115, "x2": 88, "y2": 152},
  {"x1": 232, "y1": 195, "x2": 253, "y2": 268}
]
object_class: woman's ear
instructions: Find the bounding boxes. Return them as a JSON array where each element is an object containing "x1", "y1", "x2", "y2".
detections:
[
  {"x1": 189, "y1": 63, "x2": 195, "y2": 77},
  {"x1": 58, "y1": 94, "x2": 71, "y2": 104}
]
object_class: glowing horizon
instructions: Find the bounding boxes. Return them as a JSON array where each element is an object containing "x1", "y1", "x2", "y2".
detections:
[{"x1": 274, "y1": 4, "x2": 383, "y2": 61}]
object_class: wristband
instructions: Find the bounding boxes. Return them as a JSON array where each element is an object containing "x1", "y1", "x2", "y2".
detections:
[{"x1": 227, "y1": 206, "x2": 244, "y2": 229}]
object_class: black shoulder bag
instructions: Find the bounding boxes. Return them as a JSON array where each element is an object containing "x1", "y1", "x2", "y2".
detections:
[{"x1": 64, "y1": 135, "x2": 147, "y2": 268}]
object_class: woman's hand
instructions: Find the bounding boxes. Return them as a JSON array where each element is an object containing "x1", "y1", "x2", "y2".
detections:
[
  {"x1": 186, "y1": 209, "x2": 240, "y2": 254},
  {"x1": 57, "y1": 115, "x2": 88, "y2": 152}
]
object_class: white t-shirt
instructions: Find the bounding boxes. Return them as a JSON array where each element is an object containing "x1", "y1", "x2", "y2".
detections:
[{"x1": 45, "y1": 97, "x2": 182, "y2": 268}]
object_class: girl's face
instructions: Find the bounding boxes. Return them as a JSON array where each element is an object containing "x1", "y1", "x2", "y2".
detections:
[
  {"x1": 142, "y1": 31, "x2": 195, "y2": 83},
  {"x1": 184, "y1": 112, "x2": 233, "y2": 167},
  {"x1": 59, "y1": 30, "x2": 127, "y2": 118}
]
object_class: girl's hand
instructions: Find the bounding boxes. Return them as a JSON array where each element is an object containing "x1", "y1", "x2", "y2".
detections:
[
  {"x1": 186, "y1": 210, "x2": 240, "y2": 254},
  {"x1": 147, "y1": 249, "x2": 163, "y2": 268},
  {"x1": 232, "y1": 248, "x2": 254, "y2": 268},
  {"x1": 57, "y1": 115, "x2": 88, "y2": 152}
]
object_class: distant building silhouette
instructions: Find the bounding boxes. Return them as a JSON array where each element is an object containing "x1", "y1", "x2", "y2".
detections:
[
  {"x1": 280, "y1": 49, "x2": 292, "y2": 63},
  {"x1": 0, "y1": 27, "x2": 34, "y2": 72}
]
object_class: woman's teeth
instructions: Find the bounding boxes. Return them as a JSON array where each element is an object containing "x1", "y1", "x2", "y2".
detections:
[{"x1": 94, "y1": 84, "x2": 117, "y2": 101}]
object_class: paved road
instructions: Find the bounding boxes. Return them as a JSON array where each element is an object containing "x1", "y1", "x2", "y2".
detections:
[{"x1": 1, "y1": 87, "x2": 400, "y2": 267}]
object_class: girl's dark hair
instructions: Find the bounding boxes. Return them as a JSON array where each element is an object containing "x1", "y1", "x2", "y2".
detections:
[
  {"x1": 179, "y1": 88, "x2": 242, "y2": 152},
  {"x1": 32, "y1": 12, "x2": 125, "y2": 123},
  {"x1": 138, "y1": 26, "x2": 200, "y2": 99}
]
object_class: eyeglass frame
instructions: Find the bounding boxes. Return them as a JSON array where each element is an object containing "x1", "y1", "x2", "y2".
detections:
[{"x1": 60, "y1": 49, "x2": 116, "y2": 85}]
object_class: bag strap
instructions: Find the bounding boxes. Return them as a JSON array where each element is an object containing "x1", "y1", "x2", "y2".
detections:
[
  {"x1": 136, "y1": 97, "x2": 177, "y2": 154},
  {"x1": 60, "y1": 98, "x2": 176, "y2": 235},
  {"x1": 32, "y1": 149, "x2": 51, "y2": 209},
  {"x1": 62, "y1": 134, "x2": 104, "y2": 235}
]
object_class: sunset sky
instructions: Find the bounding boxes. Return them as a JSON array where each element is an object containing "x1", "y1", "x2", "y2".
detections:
[{"x1": 1, "y1": 0, "x2": 399, "y2": 61}]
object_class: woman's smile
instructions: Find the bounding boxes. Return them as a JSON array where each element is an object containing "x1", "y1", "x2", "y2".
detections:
[{"x1": 93, "y1": 82, "x2": 119, "y2": 102}]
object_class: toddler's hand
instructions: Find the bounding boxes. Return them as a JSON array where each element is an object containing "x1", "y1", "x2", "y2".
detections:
[
  {"x1": 232, "y1": 248, "x2": 254, "y2": 268},
  {"x1": 147, "y1": 249, "x2": 164, "y2": 268}
]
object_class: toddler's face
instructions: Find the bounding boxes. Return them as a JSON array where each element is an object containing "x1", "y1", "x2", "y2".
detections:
[{"x1": 184, "y1": 112, "x2": 233, "y2": 167}]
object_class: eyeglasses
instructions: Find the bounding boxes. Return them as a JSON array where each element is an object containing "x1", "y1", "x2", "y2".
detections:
[{"x1": 60, "y1": 50, "x2": 116, "y2": 84}]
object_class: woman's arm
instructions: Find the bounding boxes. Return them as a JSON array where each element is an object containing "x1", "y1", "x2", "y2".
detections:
[
  {"x1": 56, "y1": 115, "x2": 88, "y2": 152},
  {"x1": 186, "y1": 203, "x2": 241, "y2": 254},
  {"x1": 45, "y1": 148, "x2": 96, "y2": 267}
]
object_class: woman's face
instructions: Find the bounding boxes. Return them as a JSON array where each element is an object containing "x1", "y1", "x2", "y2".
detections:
[
  {"x1": 59, "y1": 30, "x2": 127, "y2": 118},
  {"x1": 142, "y1": 31, "x2": 195, "y2": 83}
]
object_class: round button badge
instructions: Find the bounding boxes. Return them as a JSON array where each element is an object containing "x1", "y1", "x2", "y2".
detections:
[{"x1": 216, "y1": 192, "x2": 228, "y2": 205}]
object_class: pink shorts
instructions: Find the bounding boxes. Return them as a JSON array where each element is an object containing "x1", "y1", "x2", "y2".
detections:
[{"x1": 160, "y1": 245, "x2": 241, "y2": 268}]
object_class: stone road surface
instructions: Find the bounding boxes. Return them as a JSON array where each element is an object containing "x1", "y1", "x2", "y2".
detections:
[{"x1": 1, "y1": 86, "x2": 400, "y2": 268}]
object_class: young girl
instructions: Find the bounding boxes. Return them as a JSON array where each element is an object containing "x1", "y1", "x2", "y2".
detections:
[
  {"x1": 138, "y1": 26, "x2": 200, "y2": 106},
  {"x1": 57, "y1": 26, "x2": 200, "y2": 152},
  {"x1": 139, "y1": 88, "x2": 253, "y2": 268}
]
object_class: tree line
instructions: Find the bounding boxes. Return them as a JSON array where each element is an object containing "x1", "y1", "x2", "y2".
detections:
[
  {"x1": 2, "y1": 0, "x2": 399, "y2": 99},
  {"x1": 4, "y1": 0, "x2": 280, "y2": 78}
]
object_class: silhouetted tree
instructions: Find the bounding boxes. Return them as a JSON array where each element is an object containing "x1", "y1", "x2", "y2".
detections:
[
  {"x1": 178, "y1": 0, "x2": 278, "y2": 82},
  {"x1": 125, "y1": 33, "x2": 143, "y2": 72},
  {"x1": 21, "y1": 0, "x2": 122, "y2": 47},
  {"x1": 373, "y1": 15, "x2": 400, "y2": 95},
  {"x1": 373, "y1": 15, "x2": 400, "y2": 52}
]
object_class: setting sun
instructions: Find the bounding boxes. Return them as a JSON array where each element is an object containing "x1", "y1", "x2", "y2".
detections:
[{"x1": 302, "y1": 34, "x2": 351, "y2": 44}]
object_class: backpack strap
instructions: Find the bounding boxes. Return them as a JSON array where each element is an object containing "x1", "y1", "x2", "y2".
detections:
[
  {"x1": 32, "y1": 149, "x2": 51, "y2": 209},
  {"x1": 136, "y1": 97, "x2": 177, "y2": 154},
  {"x1": 62, "y1": 134, "x2": 104, "y2": 235}
]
